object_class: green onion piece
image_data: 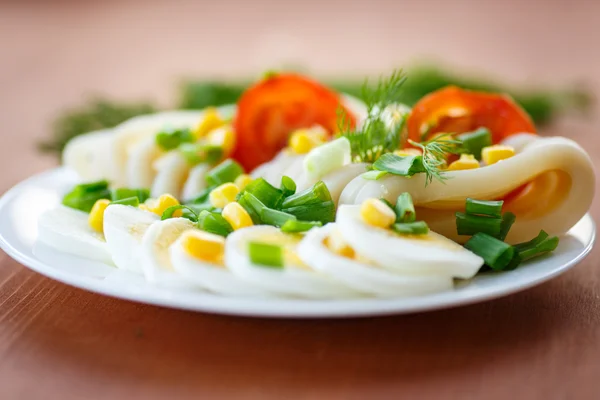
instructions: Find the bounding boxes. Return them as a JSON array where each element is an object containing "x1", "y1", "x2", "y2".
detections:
[
  {"x1": 505, "y1": 253, "x2": 522, "y2": 271},
  {"x1": 362, "y1": 170, "x2": 388, "y2": 180},
  {"x1": 243, "y1": 177, "x2": 284, "y2": 209},
  {"x1": 161, "y1": 205, "x2": 200, "y2": 221},
  {"x1": 372, "y1": 154, "x2": 426, "y2": 177},
  {"x1": 260, "y1": 208, "x2": 297, "y2": 227},
  {"x1": 189, "y1": 187, "x2": 214, "y2": 204},
  {"x1": 464, "y1": 232, "x2": 515, "y2": 271},
  {"x1": 457, "y1": 128, "x2": 492, "y2": 160},
  {"x1": 281, "y1": 181, "x2": 332, "y2": 208},
  {"x1": 514, "y1": 231, "x2": 559, "y2": 261},
  {"x1": 456, "y1": 212, "x2": 502, "y2": 237},
  {"x1": 179, "y1": 142, "x2": 223, "y2": 165},
  {"x1": 237, "y1": 192, "x2": 264, "y2": 224},
  {"x1": 155, "y1": 128, "x2": 194, "y2": 151},
  {"x1": 379, "y1": 198, "x2": 395, "y2": 211},
  {"x1": 62, "y1": 180, "x2": 111, "y2": 212},
  {"x1": 280, "y1": 220, "x2": 323, "y2": 233},
  {"x1": 111, "y1": 188, "x2": 150, "y2": 203},
  {"x1": 205, "y1": 159, "x2": 244, "y2": 186},
  {"x1": 75, "y1": 180, "x2": 109, "y2": 193},
  {"x1": 110, "y1": 196, "x2": 140, "y2": 207},
  {"x1": 280, "y1": 176, "x2": 297, "y2": 197},
  {"x1": 395, "y1": 192, "x2": 416, "y2": 223},
  {"x1": 497, "y1": 212, "x2": 516, "y2": 241},
  {"x1": 465, "y1": 198, "x2": 503, "y2": 218},
  {"x1": 283, "y1": 201, "x2": 336, "y2": 224},
  {"x1": 197, "y1": 210, "x2": 233, "y2": 237},
  {"x1": 248, "y1": 241, "x2": 284, "y2": 268},
  {"x1": 392, "y1": 221, "x2": 429, "y2": 235}
]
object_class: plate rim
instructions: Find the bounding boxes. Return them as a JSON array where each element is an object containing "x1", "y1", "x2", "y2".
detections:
[{"x1": 0, "y1": 167, "x2": 596, "y2": 318}]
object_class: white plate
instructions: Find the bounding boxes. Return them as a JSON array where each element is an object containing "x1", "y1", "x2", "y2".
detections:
[{"x1": 0, "y1": 167, "x2": 595, "y2": 318}]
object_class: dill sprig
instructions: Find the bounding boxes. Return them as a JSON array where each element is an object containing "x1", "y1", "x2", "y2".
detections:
[
  {"x1": 408, "y1": 134, "x2": 466, "y2": 185},
  {"x1": 338, "y1": 70, "x2": 409, "y2": 163}
]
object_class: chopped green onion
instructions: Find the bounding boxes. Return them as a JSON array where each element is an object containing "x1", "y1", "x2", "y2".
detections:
[
  {"x1": 62, "y1": 182, "x2": 111, "y2": 213},
  {"x1": 303, "y1": 137, "x2": 351, "y2": 181},
  {"x1": 372, "y1": 153, "x2": 426, "y2": 177},
  {"x1": 111, "y1": 188, "x2": 150, "y2": 203},
  {"x1": 457, "y1": 128, "x2": 492, "y2": 160},
  {"x1": 110, "y1": 196, "x2": 140, "y2": 207},
  {"x1": 280, "y1": 220, "x2": 322, "y2": 233},
  {"x1": 243, "y1": 177, "x2": 284, "y2": 209},
  {"x1": 75, "y1": 180, "x2": 109, "y2": 193},
  {"x1": 281, "y1": 181, "x2": 332, "y2": 208},
  {"x1": 456, "y1": 212, "x2": 502, "y2": 237},
  {"x1": 155, "y1": 128, "x2": 194, "y2": 151},
  {"x1": 395, "y1": 192, "x2": 416, "y2": 223},
  {"x1": 161, "y1": 205, "x2": 200, "y2": 221},
  {"x1": 379, "y1": 198, "x2": 395, "y2": 211},
  {"x1": 514, "y1": 230, "x2": 559, "y2": 261},
  {"x1": 283, "y1": 201, "x2": 336, "y2": 224},
  {"x1": 197, "y1": 210, "x2": 233, "y2": 237},
  {"x1": 465, "y1": 198, "x2": 503, "y2": 218},
  {"x1": 280, "y1": 176, "x2": 296, "y2": 197},
  {"x1": 362, "y1": 170, "x2": 388, "y2": 180},
  {"x1": 237, "y1": 192, "x2": 264, "y2": 224},
  {"x1": 497, "y1": 212, "x2": 516, "y2": 241},
  {"x1": 205, "y1": 159, "x2": 244, "y2": 186},
  {"x1": 392, "y1": 221, "x2": 429, "y2": 235},
  {"x1": 179, "y1": 142, "x2": 223, "y2": 165},
  {"x1": 464, "y1": 232, "x2": 515, "y2": 271},
  {"x1": 189, "y1": 187, "x2": 214, "y2": 204},
  {"x1": 260, "y1": 208, "x2": 297, "y2": 227},
  {"x1": 248, "y1": 242, "x2": 284, "y2": 268}
]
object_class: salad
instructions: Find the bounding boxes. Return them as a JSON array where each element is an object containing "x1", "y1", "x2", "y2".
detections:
[{"x1": 38, "y1": 70, "x2": 596, "y2": 299}]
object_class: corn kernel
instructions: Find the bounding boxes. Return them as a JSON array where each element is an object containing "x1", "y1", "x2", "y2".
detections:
[
  {"x1": 193, "y1": 108, "x2": 226, "y2": 140},
  {"x1": 394, "y1": 148, "x2": 423, "y2": 157},
  {"x1": 88, "y1": 199, "x2": 111, "y2": 233},
  {"x1": 325, "y1": 229, "x2": 355, "y2": 258},
  {"x1": 234, "y1": 174, "x2": 254, "y2": 191},
  {"x1": 446, "y1": 154, "x2": 480, "y2": 171},
  {"x1": 222, "y1": 202, "x2": 254, "y2": 230},
  {"x1": 209, "y1": 183, "x2": 240, "y2": 208},
  {"x1": 180, "y1": 230, "x2": 225, "y2": 263},
  {"x1": 144, "y1": 194, "x2": 182, "y2": 217},
  {"x1": 206, "y1": 125, "x2": 235, "y2": 158},
  {"x1": 360, "y1": 198, "x2": 396, "y2": 229},
  {"x1": 289, "y1": 129, "x2": 325, "y2": 154},
  {"x1": 482, "y1": 145, "x2": 516, "y2": 165}
]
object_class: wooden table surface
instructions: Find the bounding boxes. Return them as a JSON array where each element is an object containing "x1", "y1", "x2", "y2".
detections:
[{"x1": 1, "y1": 1, "x2": 600, "y2": 399}]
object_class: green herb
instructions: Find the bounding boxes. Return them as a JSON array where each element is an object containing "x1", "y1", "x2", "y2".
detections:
[
  {"x1": 372, "y1": 153, "x2": 426, "y2": 177},
  {"x1": 161, "y1": 205, "x2": 200, "y2": 221},
  {"x1": 465, "y1": 198, "x2": 503, "y2": 218},
  {"x1": 464, "y1": 232, "x2": 515, "y2": 271},
  {"x1": 392, "y1": 221, "x2": 429, "y2": 235},
  {"x1": 395, "y1": 193, "x2": 416, "y2": 223},
  {"x1": 110, "y1": 196, "x2": 139, "y2": 207},
  {"x1": 260, "y1": 208, "x2": 297, "y2": 227},
  {"x1": 155, "y1": 128, "x2": 194, "y2": 150},
  {"x1": 188, "y1": 187, "x2": 214, "y2": 204},
  {"x1": 243, "y1": 178, "x2": 284, "y2": 209},
  {"x1": 62, "y1": 180, "x2": 111, "y2": 212},
  {"x1": 280, "y1": 220, "x2": 323, "y2": 233},
  {"x1": 205, "y1": 159, "x2": 244, "y2": 186},
  {"x1": 283, "y1": 201, "x2": 336, "y2": 225},
  {"x1": 497, "y1": 212, "x2": 516, "y2": 241},
  {"x1": 281, "y1": 181, "x2": 332, "y2": 208},
  {"x1": 248, "y1": 242, "x2": 284, "y2": 268},
  {"x1": 179, "y1": 142, "x2": 223, "y2": 165},
  {"x1": 514, "y1": 230, "x2": 559, "y2": 261},
  {"x1": 111, "y1": 188, "x2": 150, "y2": 203},
  {"x1": 237, "y1": 192, "x2": 264, "y2": 224},
  {"x1": 409, "y1": 134, "x2": 466, "y2": 185},
  {"x1": 457, "y1": 128, "x2": 492, "y2": 160},
  {"x1": 362, "y1": 170, "x2": 388, "y2": 180},
  {"x1": 197, "y1": 210, "x2": 233, "y2": 237},
  {"x1": 280, "y1": 176, "x2": 297, "y2": 197},
  {"x1": 456, "y1": 212, "x2": 502, "y2": 237}
]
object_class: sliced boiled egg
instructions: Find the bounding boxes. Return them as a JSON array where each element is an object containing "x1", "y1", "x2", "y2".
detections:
[
  {"x1": 298, "y1": 224, "x2": 453, "y2": 297},
  {"x1": 336, "y1": 205, "x2": 483, "y2": 279},
  {"x1": 225, "y1": 225, "x2": 360, "y2": 298},
  {"x1": 150, "y1": 151, "x2": 190, "y2": 199}
]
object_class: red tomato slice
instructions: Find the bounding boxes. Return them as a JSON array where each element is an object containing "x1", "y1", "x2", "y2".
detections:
[
  {"x1": 232, "y1": 74, "x2": 356, "y2": 171},
  {"x1": 407, "y1": 86, "x2": 536, "y2": 144}
]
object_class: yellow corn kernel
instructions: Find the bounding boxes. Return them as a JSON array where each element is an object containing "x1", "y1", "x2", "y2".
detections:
[
  {"x1": 192, "y1": 108, "x2": 226, "y2": 140},
  {"x1": 222, "y1": 202, "x2": 254, "y2": 230},
  {"x1": 289, "y1": 129, "x2": 324, "y2": 154},
  {"x1": 482, "y1": 145, "x2": 516, "y2": 165},
  {"x1": 446, "y1": 154, "x2": 480, "y2": 171},
  {"x1": 206, "y1": 125, "x2": 235, "y2": 158},
  {"x1": 360, "y1": 198, "x2": 396, "y2": 229},
  {"x1": 88, "y1": 199, "x2": 111, "y2": 233},
  {"x1": 325, "y1": 229, "x2": 355, "y2": 258},
  {"x1": 209, "y1": 183, "x2": 240, "y2": 208},
  {"x1": 234, "y1": 174, "x2": 254, "y2": 191},
  {"x1": 144, "y1": 194, "x2": 182, "y2": 217},
  {"x1": 394, "y1": 148, "x2": 423, "y2": 157},
  {"x1": 180, "y1": 230, "x2": 226, "y2": 263}
]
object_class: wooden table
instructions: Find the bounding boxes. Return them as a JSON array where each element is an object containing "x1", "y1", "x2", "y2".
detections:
[{"x1": 1, "y1": 1, "x2": 599, "y2": 399}]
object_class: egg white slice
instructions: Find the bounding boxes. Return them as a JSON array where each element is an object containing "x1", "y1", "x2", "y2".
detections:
[
  {"x1": 37, "y1": 205, "x2": 113, "y2": 265},
  {"x1": 251, "y1": 150, "x2": 305, "y2": 186},
  {"x1": 103, "y1": 204, "x2": 159, "y2": 273},
  {"x1": 150, "y1": 151, "x2": 190, "y2": 198},
  {"x1": 62, "y1": 129, "x2": 116, "y2": 182},
  {"x1": 298, "y1": 224, "x2": 453, "y2": 297},
  {"x1": 225, "y1": 225, "x2": 360, "y2": 298},
  {"x1": 181, "y1": 164, "x2": 211, "y2": 202},
  {"x1": 139, "y1": 217, "x2": 199, "y2": 289},
  {"x1": 126, "y1": 136, "x2": 162, "y2": 188},
  {"x1": 169, "y1": 237, "x2": 270, "y2": 297},
  {"x1": 336, "y1": 205, "x2": 484, "y2": 279}
]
